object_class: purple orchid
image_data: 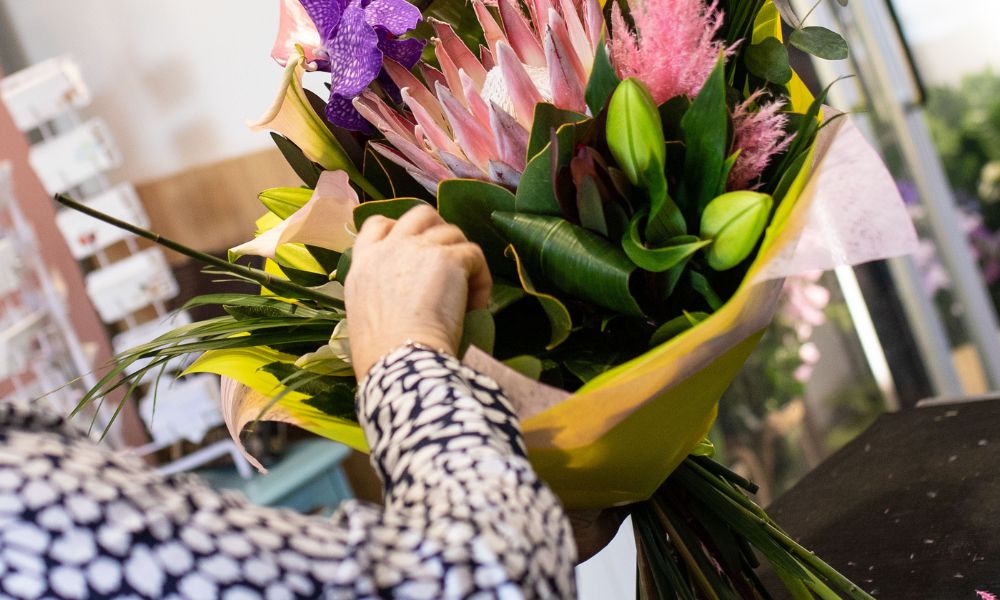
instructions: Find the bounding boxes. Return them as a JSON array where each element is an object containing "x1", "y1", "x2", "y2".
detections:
[{"x1": 299, "y1": 0, "x2": 425, "y2": 130}]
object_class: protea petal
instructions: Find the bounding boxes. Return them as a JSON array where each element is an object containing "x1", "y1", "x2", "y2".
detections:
[
  {"x1": 383, "y1": 130, "x2": 454, "y2": 180},
  {"x1": 498, "y1": 0, "x2": 547, "y2": 67},
  {"x1": 437, "y1": 83, "x2": 497, "y2": 169},
  {"x1": 460, "y1": 70, "x2": 494, "y2": 131},
  {"x1": 489, "y1": 102, "x2": 529, "y2": 170},
  {"x1": 353, "y1": 91, "x2": 415, "y2": 142},
  {"x1": 430, "y1": 19, "x2": 489, "y2": 87},
  {"x1": 439, "y1": 151, "x2": 488, "y2": 180},
  {"x1": 584, "y1": 0, "x2": 603, "y2": 51},
  {"x1": 473, "y1": 0, "x2": 510, "y2": 56},
  {"x1": 383, "y1": 59, "x2": 448, "y2": 129},
  {"x1": 526, "y1": 0, "x2": 555, "y2": 36},
  {"x1": 548, "y1": 8, "x2": 588, "y2": 85},
  {"x1": 434, "y1": 37, "x2": 470, "y2": 108},
  {"x1": 496, "y1": 41, "x2": 545, "y2": 128},
  {"x1": 419, "y1": 64, "x2": 449, "y2": 92},
  {"x1": 489, "y1": 160, "x2": 523, "y2": 188},
  {"x1": 401, "y1": 88, "x2": 463, "y2": 156},
  {"x1": 557, "y1": 0, "x2": 595, "y2": 70},
  {"x1": 545, "y1": 16, "x2": 587, "y2": 113},
  {"x1": 230, "y1": 170, "x2": 359, "y2": 259},
  {"x1": 480, "y1": 45, "x2": 496, "y2": 71}
]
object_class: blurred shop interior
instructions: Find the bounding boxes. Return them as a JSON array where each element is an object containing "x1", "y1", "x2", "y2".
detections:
[{"x1": 0, "y1": 0, "x2": 999, "y2": 596}]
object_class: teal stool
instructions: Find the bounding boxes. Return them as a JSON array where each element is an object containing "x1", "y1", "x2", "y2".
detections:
[{"x1": 200, "y1": 439, "x2": 353, "y2": 515}]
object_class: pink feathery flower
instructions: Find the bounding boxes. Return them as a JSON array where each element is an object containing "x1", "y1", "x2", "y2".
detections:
[
  {"x1": 609, "y1": 0, "x2": 728, "y2": 104},
  {"x1": 977, "y1": 592, "x2": 998, "y2": 600},
  {"x1": 728, "y1": 90, "x2": 795, "y2": 190}
]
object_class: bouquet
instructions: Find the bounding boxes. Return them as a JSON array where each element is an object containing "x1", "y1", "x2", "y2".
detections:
[{"x1": 61, "y1": 0, "x2": 917, "y2": 596}]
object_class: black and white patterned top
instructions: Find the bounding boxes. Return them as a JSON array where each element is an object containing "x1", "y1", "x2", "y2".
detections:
[{"x1": 0, "y1": 345, "x2": 577, "y2": 599}]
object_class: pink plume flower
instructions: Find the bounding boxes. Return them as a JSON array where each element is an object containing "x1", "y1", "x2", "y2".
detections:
[
  {"x1": 728, "y1": 90, "x2": 795, "y2": 191},
  {"x1": 977, "y1": 592, "x2": 998, "y2": 600},
  {"x1": 609, "y1": 0, "x2": 728, "y2": 104}
]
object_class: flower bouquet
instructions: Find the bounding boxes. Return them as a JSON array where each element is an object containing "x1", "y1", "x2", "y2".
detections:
[{"x1": 60, "y1": 0, "x2": 917, "y2": 596}]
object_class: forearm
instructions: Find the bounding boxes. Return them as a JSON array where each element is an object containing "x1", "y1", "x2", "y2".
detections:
[{"x1": 356, "y1": 344, "x2": 577, "y2": 597}]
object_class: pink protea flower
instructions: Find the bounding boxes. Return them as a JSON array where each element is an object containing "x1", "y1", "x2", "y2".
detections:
[
  {"x1": 728, "y1": 90, "x2": 795, "y2": 190},
  {"x1": 354, "y1": 0, "x2": 603, "y2": 191},
  {"x1": 609, "y1": 0, "x2": 728, "y2": 104}
]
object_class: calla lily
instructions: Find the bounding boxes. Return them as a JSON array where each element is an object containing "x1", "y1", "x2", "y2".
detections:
[
  {"x1": 295, "y1": 320, "x2": 353, "y2": 376},
  {"x1": 230, "y1": 170, "x2": 359, "y2": 260},
  {"x1": 250, "y1": 52, "x2": 382, "y2": 198}
]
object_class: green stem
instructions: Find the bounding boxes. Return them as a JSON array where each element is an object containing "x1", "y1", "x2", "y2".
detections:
[
  {"x1": 353, "y1": 170, "x2": 385, "y2": 200},
  {"x1": 684, "y1": 462, "x2": 873, "y2": 599},
  {"x1": 54, "y1": 194, "x2": 344, "y2": 310},
  {"x1": 649, "y1": 500, "x2": 721, "y2": 600}
]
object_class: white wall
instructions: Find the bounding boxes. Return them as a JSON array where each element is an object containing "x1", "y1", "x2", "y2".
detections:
[{"x1": 2, "y1": 0, "x2": 288, "y2": 183}]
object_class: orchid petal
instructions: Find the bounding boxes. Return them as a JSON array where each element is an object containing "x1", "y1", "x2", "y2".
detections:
[
  {"x1": 271, "y1": 0, "x2": 324, "y2": 68},
  {"x1": 489, "y1": 102, "x2": 529, "y2": 170},
  {"x1": 327, "y1": 0, "x2": 382, "y2": 98},
  {"x1": 230, "y1": 170, "x2": 360, "y2": 259},
  {"x1": 496, "y1": 42, "x2": 544, "y2": 128},
  {"x1": 437, "y1": 82, "x2": 498, "y2": 169},
  {"x1": 498, "y1": 0, "x2": 546, "y2": 67},
  {"x1": 363, "y1": 0, "x2": 421, "y2": 35},
  {"x1": 430, "y1": 19, "x2": 489, "y2": 86},
  {"x1": 473, "y1": 0, "x2": 509, "y2": 57},
  {"x1": 299, "y1": 0, "x2": 348, "y2": 39},
  {"x1": 377, "y1": 33, "x2": 425, "y2": 68}
]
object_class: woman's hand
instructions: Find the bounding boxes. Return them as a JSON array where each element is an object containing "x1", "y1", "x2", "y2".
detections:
[{"x1": 345, "y1": 205, "x2": 492, "y2": 380}]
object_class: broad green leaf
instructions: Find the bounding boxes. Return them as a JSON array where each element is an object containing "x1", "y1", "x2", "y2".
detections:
[
  {"x1": 488, "y1": 282, "x2": 526, "y2": 314},
  {"x1": 352, "y1": 198, "x2": 429, "y2": 230},
  {"x1": 459, "y1": 309, "x2": 496, "y2": 356},
  {"x1": 689, "y1": 270, "x2": 723, "y2": 310},
  {"x1": 649, "y1": 311, "x2": 710, "y2": 346},
  {"x1": 259, "y1": 187, "x2": 312, "y2": 220},
  {"x1": 504, "y1": 245, "x2": 572, "y2": 349},
  {"x1": 680, "y1": 57, "x2": 729, "y2": 213},
  {"x1": 492, "y1": 212, "x2": 644, "y2": 317},
  {"x1": 584, "y1": 37, "x2": 621, "y2": 115},
  {"x1": 622, "y1": 213, "x2": 710, "y2": 273},
  {"x1": 745, "y1": 37, "x2": 792, "y2": 84},
  {"x1": 789, "y1": 26, "x2": 849, "y2": 61},
  {"x1": 700, "y1": 191, "x2": 773, "y2": 271},
  {"x1": 502, "y1": 355, "x2": 543, "y2": 380},
  {"x1": 259, "y1": 362, "x2": 355, "y2": 420},
  {"x1": 575, "y1": 174, "x2": 607, "y2": 236},
  {"x1": 516, "y1": 121, "x2": 581, "y2": 215},
  {"x1": 527, "y1": 103, "x2": 588, "y2": 160},
  {"x1": 438, "y1": 179, "x2": 516, "y2": 277},
  {"x1": 271, "y1": 133, "x2": 322, "y2": 188}
]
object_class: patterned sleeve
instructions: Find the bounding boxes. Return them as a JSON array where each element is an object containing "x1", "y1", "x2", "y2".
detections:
[{"x1": 0, "y1": 344, "x2": 577, "y2": 599}]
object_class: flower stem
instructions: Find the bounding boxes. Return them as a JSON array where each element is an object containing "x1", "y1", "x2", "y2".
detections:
[{"x1": 54, "y1": 193, "x2": 344, "y2": 310}]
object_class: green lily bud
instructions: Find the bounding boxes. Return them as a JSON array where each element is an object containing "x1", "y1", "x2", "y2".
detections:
[
  {"x1": 700, "y1": 191, "x2": 773, "y2": 271},
  {"x1": 606, "y1": 78, "x2": 665, "y2": 187},
  {"x1": 258, "y1": 187, "x2": 313, "y2": 219}
]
